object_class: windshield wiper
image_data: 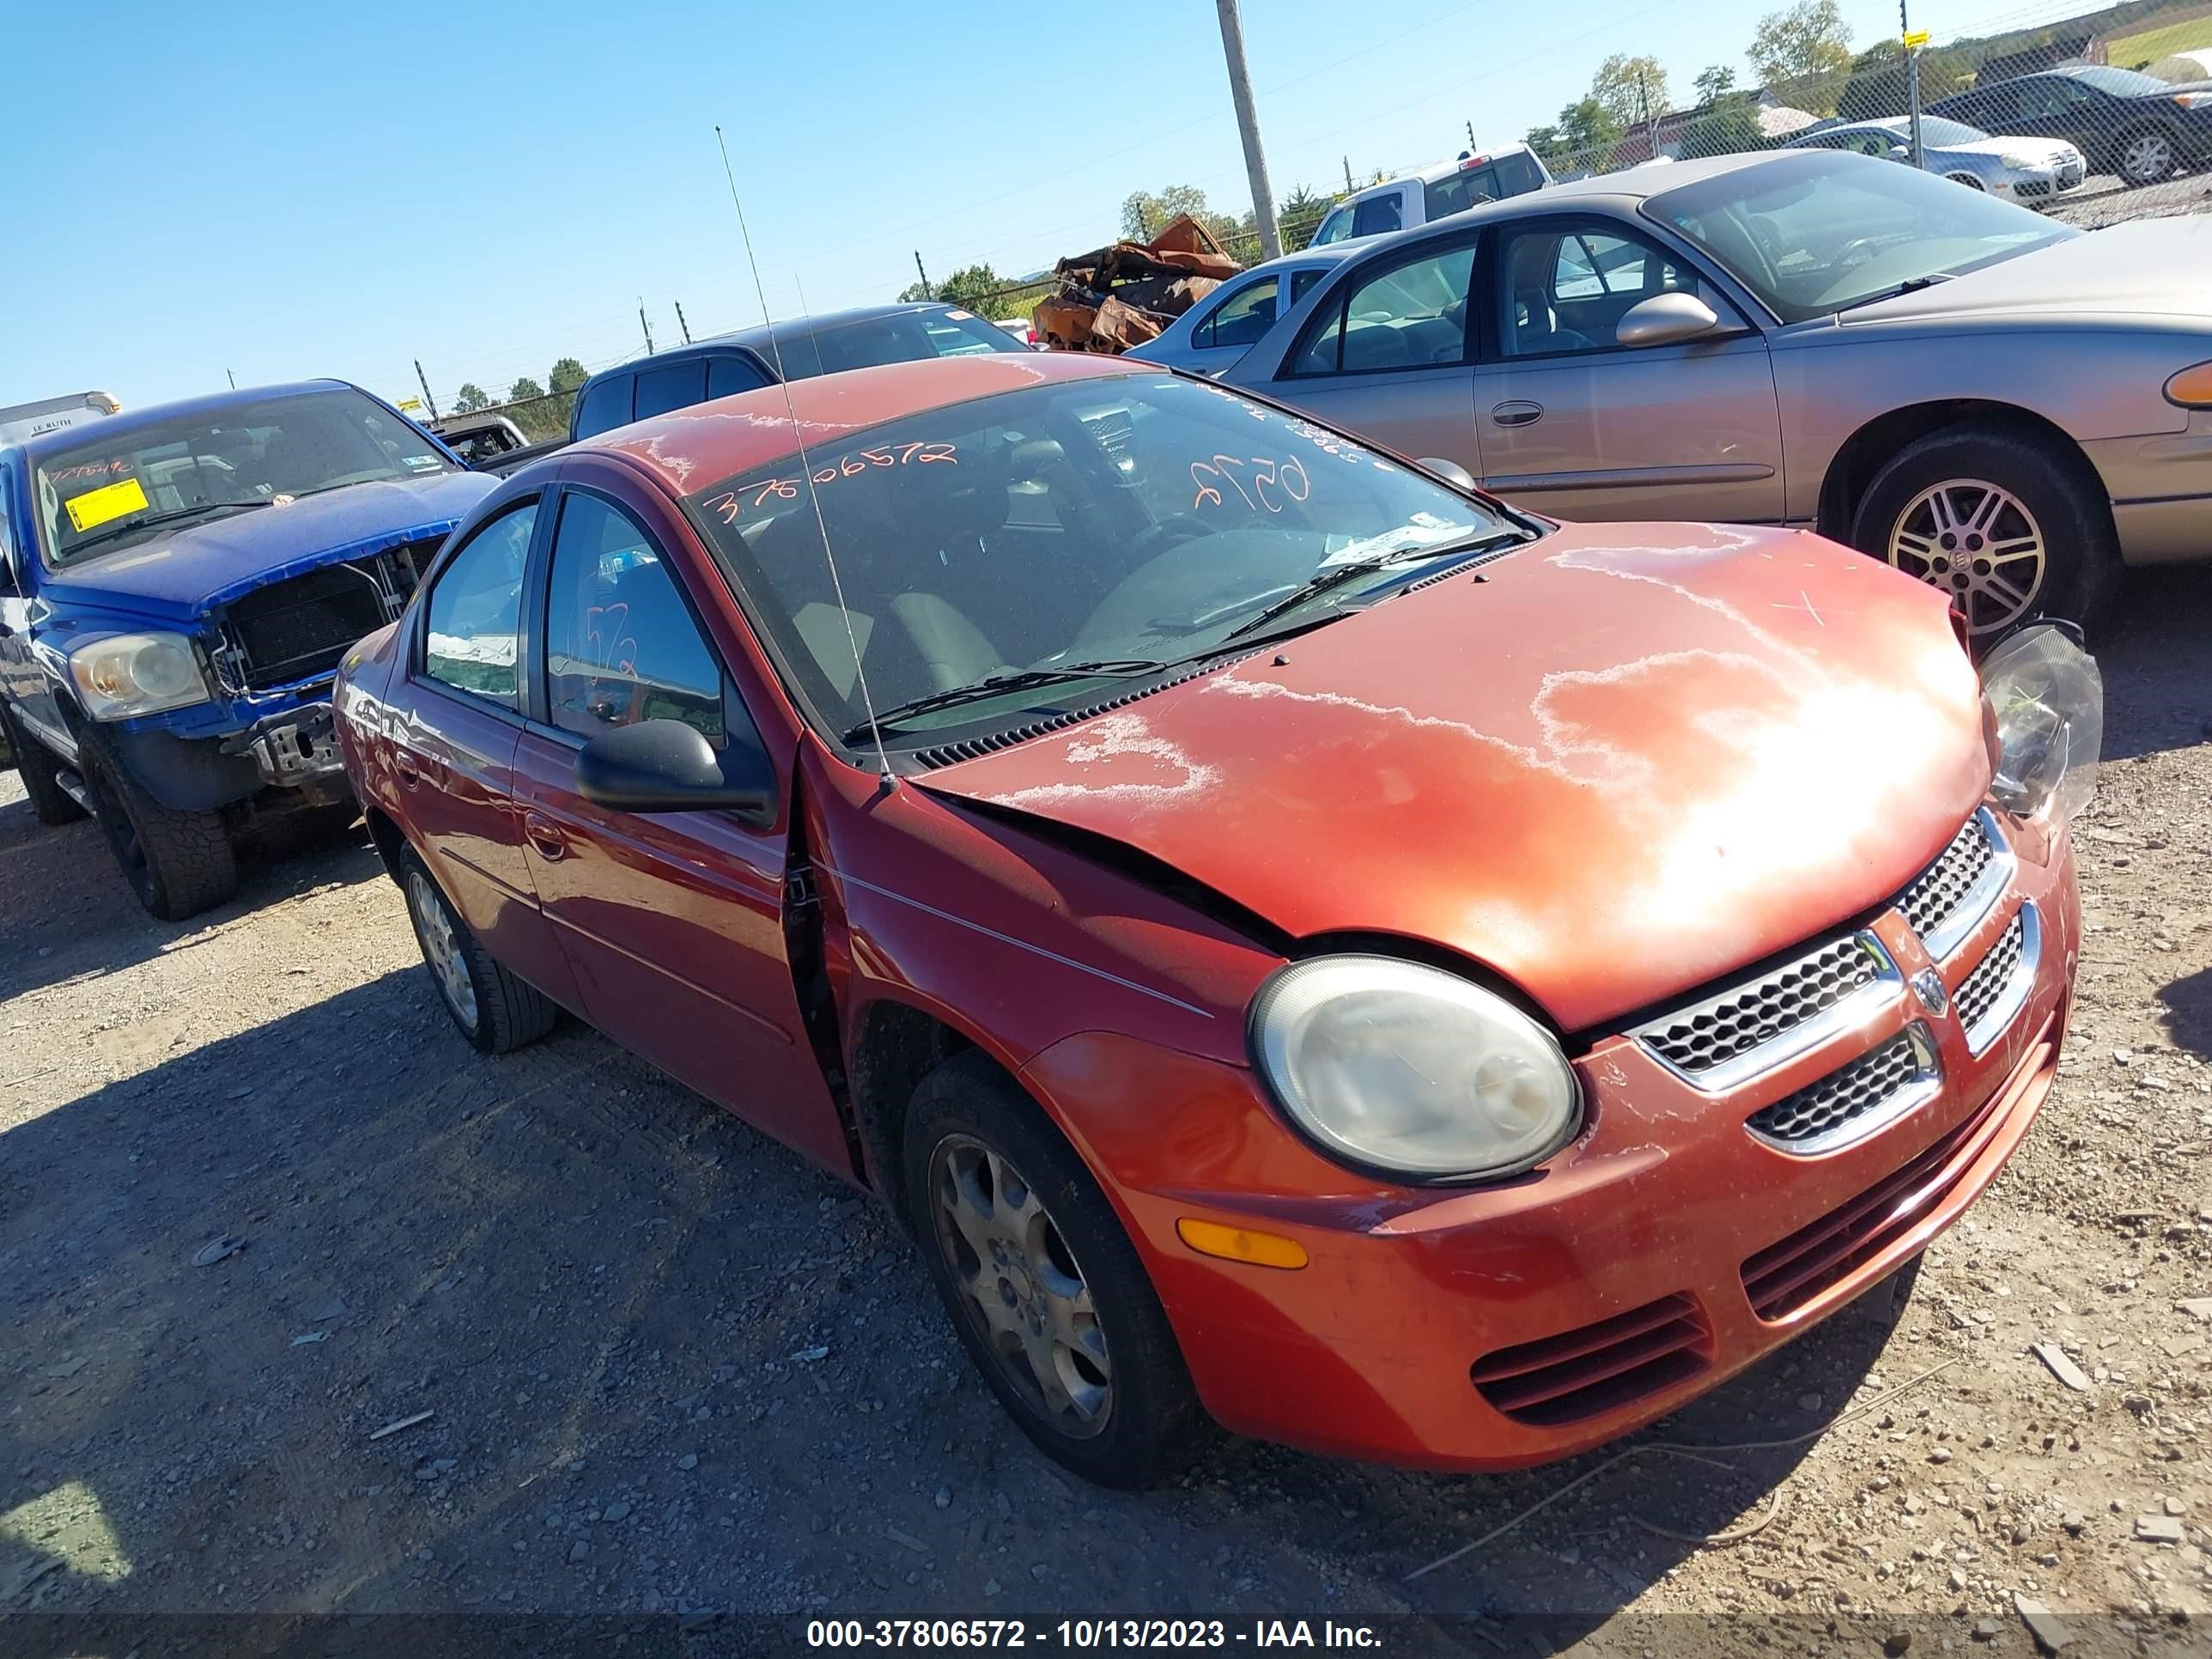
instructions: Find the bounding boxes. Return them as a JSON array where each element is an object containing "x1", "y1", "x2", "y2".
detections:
[
  {"x1": 1218, "y1": 531, "x2": 1529, "y2": 644},
  {"x1": 843, "y1": 659, "x2": 1168, "y2": 743},
  {"x1": 1834, "y1": 272, "x2": 1954, "y2": 313},
  {"x1": 62, "y1": 498, "x2": 273, "y2": 560}
]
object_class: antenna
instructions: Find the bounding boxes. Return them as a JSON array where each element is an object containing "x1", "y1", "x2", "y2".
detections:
[{"x1": 714, "y1": 124, "x2": 896, "y2": 787}]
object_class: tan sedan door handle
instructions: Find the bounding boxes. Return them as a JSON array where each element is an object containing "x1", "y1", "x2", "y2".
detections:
[{"x1": 1490, "y1": 401, "x2": 1544, "y2": 428}]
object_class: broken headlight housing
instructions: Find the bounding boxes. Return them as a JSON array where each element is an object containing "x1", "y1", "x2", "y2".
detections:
[
  {"x1": 1978, "y1": 622, "x2": 2101, "y2": 828},
  {"x1": 1249, "y1": 956, "x2": 1581, "y2": 1182}
]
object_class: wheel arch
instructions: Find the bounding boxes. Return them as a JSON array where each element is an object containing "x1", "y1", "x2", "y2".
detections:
[
  {"x1": 1815, "y1": 399, "x2": 2109, "y2": 543},
  {"x1": 362, "y1": 803, "x2": 409, "y2": 886},
  {"x1": 846, "y1": 996, "x2": 984, "y2": 1235}
]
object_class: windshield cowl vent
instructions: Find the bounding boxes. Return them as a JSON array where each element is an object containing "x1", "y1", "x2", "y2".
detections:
[{"x1": 908, "y1": 651, "x2": 1258, "y2": 771}]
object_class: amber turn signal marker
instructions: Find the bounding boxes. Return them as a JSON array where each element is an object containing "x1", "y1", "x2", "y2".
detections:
[
  {"x1": 2165, "y1": 362, "x2": 2212, "y2": 409},
  {"x1": 1176, "y1": 1217, "x2": 1310, "y2": 1270}
]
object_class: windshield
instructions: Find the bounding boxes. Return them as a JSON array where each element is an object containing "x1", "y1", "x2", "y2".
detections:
[
  {"x1": 33, "y1": 387, "x2": 453, "y2": 568},
  {"x1": 763, "y1": 310, "x2": 1032, "y2": 381},
  {"x1": 1645, "y1": 153, "x2": 2076, "y2": 324},
  {"x1": 684, "y1": 374, "x2": 1521, "y2": 750},
  {"x1": 2064, "y1": 64, "x2": 2166, "y2": 95}
]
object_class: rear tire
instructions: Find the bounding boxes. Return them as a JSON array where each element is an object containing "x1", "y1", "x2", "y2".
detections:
[
  {"x1": 905, "y1": 1050, "x2": 1210, "y2": 1489},
  {"x1": 0, "y1": 701, "x2": 88, "y2": 827},
  {"x1": 1850, "y1": 424, "x2": 2118, "y2": 642},
  {"x1": 2118, "y1": 126, "x2": 2177, "y2": 186},
  {"x1": 82, "y1": 744, "x2": 238, "y2": 919},
  {"x1": 398, "y1": 848, "x2": 558, "y2": 1054}
]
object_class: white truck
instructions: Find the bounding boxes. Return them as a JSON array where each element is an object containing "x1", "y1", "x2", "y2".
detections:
[
  {"x1": 1309, "y1": 144, "x2": 1553, "y2": 246},
  {"x1": 0, "y1": 391, "x2": 119, "y2": 449}
]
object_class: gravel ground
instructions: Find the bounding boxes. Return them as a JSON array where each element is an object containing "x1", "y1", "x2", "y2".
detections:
[
  {"x1": 3, "y1": 566, "x2": 2210, "y2": 1656},
  {"x1": 2046, "y1": 171, "x2": 2212, "y2": 228}
]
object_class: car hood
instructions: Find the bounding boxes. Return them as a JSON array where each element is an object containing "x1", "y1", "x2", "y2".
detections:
[
  {"x1": 1842, "y1": 213, "x2": 2212, "y2": 323},
  {"x1": 918, "y1": 524, "x2": 1989, "y2": 1034},
  {"x1": 40, "y1": 472, "x2": 495, "y2": 618},
  {"x1": 1936, "y1": 135, "x2": 2076, "y2": 163}
]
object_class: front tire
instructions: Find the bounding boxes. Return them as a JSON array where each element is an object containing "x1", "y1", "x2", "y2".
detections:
[
  {"x1": 0, "y1": 701, "x2": 88, "y2": 827},
  {"x1": 904, "y1": 1050, "x2": 1209, "y2": 1488},
  {"x1": 398, "y1": 849, "x2": 558, "y2": 1054},
  {"x1": 82, "y1": 744, "x2": 238, "y2": 919},
  {"x1": 1945, "y1": 172, "x2": 1986, "y2": 191},
  {"x1": 1850, "y1": 424, "x2": 2117, "y2": 641}
]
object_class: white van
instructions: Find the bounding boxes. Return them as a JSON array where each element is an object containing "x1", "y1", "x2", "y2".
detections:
[
  {"x1": 0, "y1": 391, "x2": 120, "y2": 450},
  {"x1": 1309, "y1": 145, "x2": 1553, "y2": 247}
]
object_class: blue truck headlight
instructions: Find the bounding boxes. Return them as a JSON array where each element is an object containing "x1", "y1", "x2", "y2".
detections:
[{"x1": 70, "y1": 632, "x2": 214, "y2": 721}]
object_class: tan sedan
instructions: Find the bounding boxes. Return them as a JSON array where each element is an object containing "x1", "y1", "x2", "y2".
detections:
[{"x1": 1224, "y1": 149, "x2": 2212, "y2": 636}]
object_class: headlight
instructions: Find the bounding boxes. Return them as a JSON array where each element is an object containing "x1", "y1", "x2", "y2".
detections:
[
  {"x1": 69, "y1": 632, "x2": 213, "y2": 720},
  {"x1": 1978, "y1": 622, "x2": 2101, "y2": 828},
  {"x1": 2166, "y1": 361, "x2": 2212, "y2": 409},
  {"x1": 1999, "y1": 153, "x2": 2036, "y2": 169},
  {"x1": 1250, "y1": 956, "x2": 1581, "y2": 1181}
]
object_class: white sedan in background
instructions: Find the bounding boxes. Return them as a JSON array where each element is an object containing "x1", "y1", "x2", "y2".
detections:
[{"x1": 1785, "y1": 116, "x2": 2086, "y2": 204}]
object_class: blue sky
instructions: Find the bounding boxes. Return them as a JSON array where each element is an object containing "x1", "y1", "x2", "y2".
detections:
[{"x1": 6, "y1": 0, "x2": 2041, "y2": 414}]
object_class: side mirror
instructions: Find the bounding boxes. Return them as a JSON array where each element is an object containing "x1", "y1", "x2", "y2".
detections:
[
  {"x1": 1614, "y1": 292, "x2": 1723, "y2": 349},
  {"x1": 575, "y1": 718, "x2": 778, "y2": 822},
  {"x1": 1888, "y1": 143, "x2": 1913, "y2": 161},
  {"x1": 1419, "y1": 457, "x2": 1480, "y2": 493}
]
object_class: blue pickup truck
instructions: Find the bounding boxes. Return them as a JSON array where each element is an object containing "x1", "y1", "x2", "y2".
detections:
[{"x1": 0, "y1": 380, "x2": 495, "y2": 918}]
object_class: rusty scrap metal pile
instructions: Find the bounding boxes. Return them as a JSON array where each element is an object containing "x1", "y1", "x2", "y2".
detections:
[{"x1": 1032, "y1": 216, "x2": 1243, "y2": 353}]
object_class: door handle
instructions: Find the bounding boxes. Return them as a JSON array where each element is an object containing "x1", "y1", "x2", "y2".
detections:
[
  {"x1": 523, "y1": 811, "x2": 569, "y2": 861},
  {"x1": 1490, "y1": 401, "x2": 1544, "y2": 428}
]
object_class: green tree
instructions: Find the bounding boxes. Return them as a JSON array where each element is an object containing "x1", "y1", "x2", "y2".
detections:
[
  {"x1": 896, "y1": 280, "x2": 933, "y2": 303},
  {"x1": 1836, "y1": 39, "x2": 1968, "y2": 120},
  {"x1": 1121, "y1": 185, "x2": 1212, "y2": 240},
  {"x1": 1693, "y1": 64, "x2": 1739, "y2": 103},
  {"x1": 452, "y1": 383, "x2": 491, "y2": 414},
  {"x1": 1750, "y1": 0, "x2": 1853, "y2": 112},
  {"x1": 936, "y1": 264, "x2": 1013, "y2": 319},
  {"x1": 1590, "y1": 53, "x2": 1671, "y2": 132},
  {"x1": 1680, "y1": 93, "x2": 1766, "y2": 157},
  {"x1": 1534, "y1": 95, "x2": 1624, "y2": 173},
  {"x1": 548, "y1": 357, "x2": 587, "y2": 393},
  {"x1": 507, "y1": 377, "x2": 545, "y2": 404},
  {"x1": 1279, "y1": 184, "x2": 1332, "y2": 252}
]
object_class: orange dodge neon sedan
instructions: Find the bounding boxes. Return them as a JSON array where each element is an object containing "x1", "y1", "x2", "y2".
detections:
[{"x1": 334, "y1": 352, "x2": 2099, "y2": 1486}]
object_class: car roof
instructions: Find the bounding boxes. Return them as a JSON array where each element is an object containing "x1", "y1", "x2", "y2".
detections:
[
  {"x1": 1332, "y1": 146, "x2": 1784, "y2": 240},
  {"x1": 580, "y1": 302, "x2": 982, "y2": 384},
  {"x1": 580, "y1": 351, "x2": 1145, "y2": 495},
  {"x1": 14, "y1": 380, "x2": 351, "y2": 460}
]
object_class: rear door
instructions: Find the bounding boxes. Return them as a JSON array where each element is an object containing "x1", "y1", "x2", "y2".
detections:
[
  {"x1": 509, "y1": 478, "x2": 848, "y2": 1170},
  {"x1": 1468, "y1": 216, "x2": 1784, "y2": 523},
  {"x1": 386, "y1": 494, "x2": 580, "y2": 1006},
  {"x1": 1243, "y1": 230, "x2": 1485, "y2": 474}
]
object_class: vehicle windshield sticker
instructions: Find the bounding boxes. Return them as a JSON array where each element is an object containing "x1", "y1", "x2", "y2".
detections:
[
  {"x1": 702, "y1": 443, "x2": 958, "y2": 526},
  {"x1": 403, "y1": 454, "x2": 441, "y2": 471},
  {"x1": 946, "y1": 309, "x2": 973, "y2": 320},
  {"x1": 63, "y1": 475, "x2": 149, "y2": 532}
]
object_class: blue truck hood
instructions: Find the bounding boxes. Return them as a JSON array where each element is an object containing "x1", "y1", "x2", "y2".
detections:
[{"x1": 40, "y1": 472, "x2": 495, "y2": 619}]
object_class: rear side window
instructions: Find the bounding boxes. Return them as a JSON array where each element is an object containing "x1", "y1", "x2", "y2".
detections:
[
  {"x1": 708, "y1": 355, "x2": 768, "y2": 400},
  {"x1": 635, "y1": 361, "x2": 708, "y2": 421},
  {"x1": 1425, "y1": 169, "x2": 1497, "y2": 219},
  {"x1": 1351, "y1": 194, "x2": 1404, "y2": 238},
  {"x1": 574, "y1": 375, "x2": 633, "y2": 439},
  {"x1": 1493, "y1": 151, "x2": 1546, "y2": 195},
  {"x1": 1290, "y1": 268, "x2": 1324, "y2": 305},
  {"x1": 422, "y1": 500, "x2": 533, "y2": 710},
  {"x1": 1200, "y1": 278, "x2": 1280, "y2": 349},
  {"x1": 543, "y1": 493, "x2": 725, "y2": 742},
  {"x1": 1310, "y1": 207, "x2": 1355, "y2": 246}
]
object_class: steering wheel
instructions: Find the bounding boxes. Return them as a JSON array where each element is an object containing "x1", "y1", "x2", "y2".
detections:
[
  {"x1": 1122, "y1": 514, "x2": 1212, "y2": 563},
  {"x1": 1833, "y1": 236, "x2": 1882, "y2": 271}
]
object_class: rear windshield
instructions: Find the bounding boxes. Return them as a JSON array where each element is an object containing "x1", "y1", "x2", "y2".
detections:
[
  {"x1": 33, "y1": 388, "x2": 453, "y2": 568},
  {"x1": 763, "y1": 310, "x2": 1030, "y2": 381},
  {"x1": 2064, "y1": 64, "x2": 2166, "y2": 96}
]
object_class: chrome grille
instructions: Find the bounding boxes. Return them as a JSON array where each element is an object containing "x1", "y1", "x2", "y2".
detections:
[
  {"x1": 1637, "y1": 933, "x2": 1893, "y2": 1092},
  {"x1": 1956, "y1": 905, "x2": 2039, "y2": 1055},
  {"x1": 1745, "y1": 1026, "x2": 1940, "y2": 1154},
  {"x1": 1894, "y1": 809, "x2": 2010, "y2": 959}
]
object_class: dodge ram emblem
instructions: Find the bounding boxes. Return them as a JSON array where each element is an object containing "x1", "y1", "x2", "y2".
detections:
[{"x1": 1911, "y1": 968, "x2": 1948, "y2": 1017}]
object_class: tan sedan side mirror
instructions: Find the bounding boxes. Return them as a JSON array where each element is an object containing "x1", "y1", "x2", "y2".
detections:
[{"x1": 1615, "y1": 293, "x2": 1723, "y2": 349}]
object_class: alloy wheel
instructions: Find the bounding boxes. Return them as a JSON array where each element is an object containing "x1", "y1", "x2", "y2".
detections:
[
  {"x1": 1886, "y1": 477, "x2": 2046, "y2": 637},
  {"x1": 2122, "y1": 132, "x2": 2173, "y2": 184},
  {"x1": 406, "y1": 869, "x2": 478, "y2": 1032},
  {"x1": 928, "y1": 1133, "x2": 1113, "y2": 1438}
]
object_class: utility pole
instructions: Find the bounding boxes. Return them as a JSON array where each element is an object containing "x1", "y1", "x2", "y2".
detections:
[
  {"x1": 1902, "y1": 0, "x2": 1928, "y2": 169},
  {"x1": 1214, "y1": 0, "x2": 1282, "y2": 260},
  {"x1": 413, "y1": 360, "x2": 439, "y2": 420},
  {"x1": 637, "y1": 298, "x2": 655, "y2": 356},
  {"x1": 914, "y1": 250, "x2": 933, "y2": 298},
  {"x1": 226, "y1": 369, "x2": 236, "y2": 390},
  {"x1": 1343, "y1": 155, "x2": 1354, "y2": 194},
  {"x1": 675, "y1": 301, "x2": 694, "y2": 345},
  {"x1": 1466, "y1": 119, "x2": 1478, "y2": 152}
]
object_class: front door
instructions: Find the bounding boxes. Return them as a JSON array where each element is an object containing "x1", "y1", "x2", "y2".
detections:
[
  {"x1": 390, "y1": 493, "x2": 579, "y2": 1008},
  {"x1": 511, "y1": 483, "x2": 847, "y2": 1171},
  {"x1": 1469, "y1": 217, "x2": 1784, "y2": 524},
  {"x1": 1244, "y1": 231, "x2": 1485, "y2": 476},
  {"x1": 0, "y1": 471, "x2": 70, "y2": 756}
]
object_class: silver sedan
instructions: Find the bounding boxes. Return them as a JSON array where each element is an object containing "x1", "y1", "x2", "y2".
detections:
[{"x1": 1222, "y1": 149, "x2": 2212, "y2": 635}]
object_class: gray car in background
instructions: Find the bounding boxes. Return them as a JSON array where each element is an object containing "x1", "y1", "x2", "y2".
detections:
[
  {"x1": 1784, "y1": 116, "x2": 2086, "y2": 204},
  {"x1": 1123, "y1": 246, "x2": 1356, "y2": 374},
  {"x1": 1224, "y1": 148, "x2": 2212, "y2": 637}
]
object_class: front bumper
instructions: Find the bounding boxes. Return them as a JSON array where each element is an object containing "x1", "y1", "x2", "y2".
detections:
[
  {"x1": 1027, "y1": 816, "x2": 2078, "y2": 1472},
  {"x1": 220, "y1": 702, "x2": 346, "y2": 788}
]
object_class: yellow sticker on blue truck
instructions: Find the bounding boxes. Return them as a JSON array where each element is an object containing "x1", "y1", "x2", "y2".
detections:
[{"x1": 64, "y1": 476, "x2": 150, "y2": 532}]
